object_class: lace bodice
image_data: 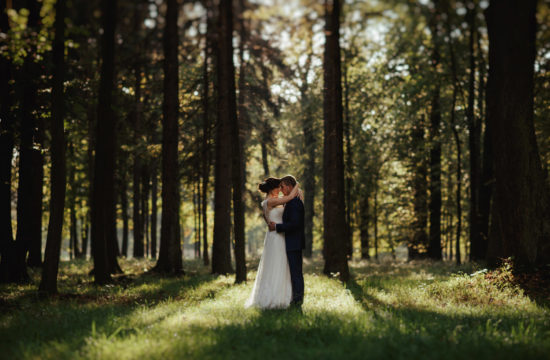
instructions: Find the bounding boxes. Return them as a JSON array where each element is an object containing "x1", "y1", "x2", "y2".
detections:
[{"x1": 261, "y1": 200, "x2": 284, "y2": 224}]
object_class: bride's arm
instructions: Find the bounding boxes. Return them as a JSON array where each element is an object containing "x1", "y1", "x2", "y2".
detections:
[{"x1": 266, "y1": 184, "x2": 300, "y2": 207}]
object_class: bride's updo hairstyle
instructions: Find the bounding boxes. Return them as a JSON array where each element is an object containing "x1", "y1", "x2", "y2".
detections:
[{"x1": 258, "y1": 177, "x2": 281, "y2": 193}]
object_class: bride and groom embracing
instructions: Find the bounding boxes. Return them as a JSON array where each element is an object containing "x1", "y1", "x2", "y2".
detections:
[{"x1": 245, "y1": 175, "x2": 305, "y2": 310}]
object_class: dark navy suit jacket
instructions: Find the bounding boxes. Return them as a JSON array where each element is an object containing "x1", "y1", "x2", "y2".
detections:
[{"x1": 276, "y1": 197, "x2": 305, "y2": 252}]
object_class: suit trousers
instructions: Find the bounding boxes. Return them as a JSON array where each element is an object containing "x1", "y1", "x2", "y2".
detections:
[{"x1": 286, "y1": 250, "x2": 304, "y2": 303}]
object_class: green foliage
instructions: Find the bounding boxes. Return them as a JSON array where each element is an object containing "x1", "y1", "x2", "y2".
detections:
[{"x1": 1, "y1": 258, "x2": 548, "y2": 359}]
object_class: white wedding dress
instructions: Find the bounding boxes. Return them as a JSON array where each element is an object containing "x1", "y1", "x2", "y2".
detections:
[{"x1": 245, "y1": 200, "x2": 292, "y2": 309}]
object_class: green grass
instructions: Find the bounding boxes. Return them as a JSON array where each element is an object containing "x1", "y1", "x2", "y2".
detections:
[{"x1": 1, "y1": 258, "x2": 549, "y2": 359}]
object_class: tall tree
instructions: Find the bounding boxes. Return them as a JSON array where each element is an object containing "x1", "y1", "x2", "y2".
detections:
[
  {"x1": 13, "y1": 0, "x2": 43, "y2": 281},
  {"x1": 212, "y1": 0, "x2": 235, "y2": 275},
  {"x1": 485, "y1": 0, "x2": 550, "y2": 266},
  {"x1": 427, "y1": 0, "x2": 442, "y2": 260},
  {"x1": 154, "y1": 0, "x2": 183, "y2": 274},
  {"x1": 201, "y1": 5, "x2": 212, "y2": 266},
  {"x1": 409, "y1": 116, "x2": 428, "y2": 258},
  {"x1": 91, "y1": 0, "x2": 118, "y2": 284},
  {"x1": 322, "y1": 0, "x2": 349, "y2": 281},
  {"x1": 39, "y1": 0, "x2": 67, "y2": 294},
  {"x1": 0, "y1": 0, "x2": 14, "y2": 282},
  {"x1": 466, "y1": 3, "x2": 483, "y2": 261},
  {"x1": 233, "y1": 0, "x2": 247, "y2": 283}
]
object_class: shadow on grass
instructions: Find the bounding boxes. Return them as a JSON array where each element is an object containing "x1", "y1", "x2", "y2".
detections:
[
  {"x1": 0, "y1": 268, "x2": 223, "y2": 359},
  {"x1": 188, "y1": 302, "x2": 548, "y2": 360}
]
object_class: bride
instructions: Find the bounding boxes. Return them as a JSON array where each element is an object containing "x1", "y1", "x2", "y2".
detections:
[{"x1": 245, "y1": 177, "x2": 302, "y2": 309}]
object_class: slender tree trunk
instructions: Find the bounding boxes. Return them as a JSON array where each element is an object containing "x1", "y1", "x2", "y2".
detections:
[
  {"x1": 201, "y1": 9, "x2": 211, "y2": 266},
  {"x1": 39, "y1": 0, "x2": 67, "y2": 294},
  {"x1": 427, "y1": 2, "x2": 442, "y2": 260},
  {"x1": 68, "y1": 144, "x2": 80, "y2": 259},
  {"x1": 142, "y1": 168, "x2": 150, "y2": 257},
  {"x1": 0, "y1": 0, "x2": 14, "y2": 282},
  {"x1": 446, "y1": 12, "x2": 462, "y2": 265},
  {"x1": 476, "y1": 33, "x2": 490, "y2": 261},
  {"x1": 91, "y1": 0, "x2": 117, "y2": 284},
  {"x1": 467, "y1": 4, "x2": 483, "y2": 262},
  {"x1": 302, "y1": 102, "x2": 316, "y2": 258},
  {"x1": 232, "y1": 0, "x2": 247, "y2": 283},
  {"x1": 322, "y1": 0, "x2": 349, "y2": 281},
  {"x1": 359, "y1": 193, "x2": 370, "y2": 259},
  {"x1": 485, "y1": 0, "x2": 550, "y2": 266},
  {"x1": 410, "y1": 115, "x2": 428, "y2": 258},
  {"x1": 121, "y1": 173, "x2": 129, "y2": 257},
  {"x1": 343, "y1": 57, "x2": 353, "y2": 259},
  {"x1": 155, "y1": 0, "x2": 183, "y2": 274},
  {"x1": 212, "y1": 0, "x2": 235, "y2": 275},
  {"x1": 151, "y1": 165, "x2": 158, "y2": 259}
]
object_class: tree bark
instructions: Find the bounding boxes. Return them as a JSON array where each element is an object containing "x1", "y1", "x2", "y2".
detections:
[
  {"x1": 467, "y1": 3, "x2": 483, "y2": 262},
  {"x1": 201, "y1": 10, "x2": 212, "y2": 266},
  {"x1": 0, "y1": 0, "x2": 15, "y2": 282},
  {"x1": 155, "y1": 0, "x2": 183, "y2": 274},
  {"x1": 39, "y1": 0, "x2": 67, "y2": 294},
  {"x1": 476, "y1": 31, "x2": 490, "y2": 261},
  {"x1": 91, "y1": 0, "x2": 117, "y2": 284},
  {"x1": 121, "y1": 175, "x2": 129, "y2": 257},
  {"x1": 151, "y1": 165, "x2": 158, "y2": 259},
  {"x1": 359, "y1": 193, "x2": 370, "y2": 259},
  {"x1": 13, "y1": 0, "x2": 43, "y2": 281},
  {"x1": 485, "y1": 0, "x2": 550, "y2": 266},
  {"x1": 322, "y1": 0, "x2": 349, "y2": 281},
  {"x1": 212, "y1": 0, "x2": 235, "y2": 275},
  {"x1": 233, "y1": 0, "x2": 247, "y2": 283},
  {"x1": 427, "y1": 1, "x2": 442, "y2": 260}
]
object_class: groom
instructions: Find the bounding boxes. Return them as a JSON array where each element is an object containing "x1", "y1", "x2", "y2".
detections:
[{"x1": 268, "y1": 175, "x2": 305, "y2": 307}]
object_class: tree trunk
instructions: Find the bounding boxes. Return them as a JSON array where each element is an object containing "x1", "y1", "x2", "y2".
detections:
[
  {"x1": 155, "y1": 0, "x2": 183, "y2": 274},
  {"x1": 427, "y1": 1, "x2": 442, "y2": 260},
  {"x1": 302, "y1": 103, "x2": 316, "y2": 259},
  {"x1": 39, "y1": 0, "x2": 67, "y2": 294},
  {"x1": 13, "y1": 0, "x2": 43, "y2": 281},
  {"x1": 232, "y1": 0, "x2": 247, "y2": 283},
  {"x1": 476, "y1": 31, "x2": 490, "y2": 261},
  {"x1": 212, "y1": 0, "x2": 235, "y2": 275},
  {"x1": 359, "y1": 193, "x2": 370, "y2": 259},
  {"x1": 91, "y1": 0, "x2": 117, "y2": 284},
  {"x1": 121, "y1": 172, "x2": 129, "y2": 257},
  {"x1": 322, "y1": 0, "x2": 349, "y2": 281},
  {"x1": 343, "y1": 57, "x2": 353, "y2": 259},
  {"x1": 467, "y1": 3, "x2": 483, "y2": 262},
  {"x1": 151, "y1": 165, "x2": 158, "y2": 259},
  {"x1": 142, "y1": 167, "x2": 150, "y2": 257},
  {"x1": 0, "y1": 0, "x2": 15, "y2": 282},
  {"x1": 485, "y1": 0, "x2": 550, "y2": 266},
  {"x1": 68, "y1": 144, "x2": 80, "y2": 259},
  {"x1": 201, "y1": 7, "x2": 212, "y2": 266},
  {"x1": 409, "y1": 115, "x2": 428, "y2": 258}
]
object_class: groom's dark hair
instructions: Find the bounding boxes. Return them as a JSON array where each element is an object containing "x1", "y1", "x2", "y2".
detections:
[{"x1": 280, "y1": 175, "x2": 297, "y2": 187}]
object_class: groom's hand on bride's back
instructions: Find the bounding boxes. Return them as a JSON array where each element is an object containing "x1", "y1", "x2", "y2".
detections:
[{"x1": 268, "y1": 222, "x2": 276, "y2": 231}]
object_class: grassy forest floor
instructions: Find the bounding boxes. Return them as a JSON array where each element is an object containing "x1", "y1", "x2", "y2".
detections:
[{"x1": 1, "y1": 257, "x2": 549, "y2": 359}]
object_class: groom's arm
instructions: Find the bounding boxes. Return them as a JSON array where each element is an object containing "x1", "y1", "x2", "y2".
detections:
[{"x1": 276, "y1": 201, "x2": 300, "y2": 233}]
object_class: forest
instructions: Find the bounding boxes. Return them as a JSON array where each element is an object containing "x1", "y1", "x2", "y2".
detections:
[{"x1": 1, "y1": 0, "x2": 550, "y2": 358}]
